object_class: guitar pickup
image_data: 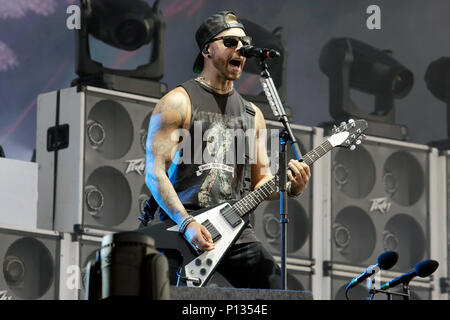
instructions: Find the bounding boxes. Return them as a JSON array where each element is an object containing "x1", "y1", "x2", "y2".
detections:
[
  {"x1": 220, "y1": 206, "x2": 242, "y2": 228},
  {"x1": 202, "y1": 219, "x2": 222, "y2": 243}
]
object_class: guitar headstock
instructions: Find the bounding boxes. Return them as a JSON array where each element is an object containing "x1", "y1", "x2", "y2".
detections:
[{"x1": 328, "y1": 119, "x2": 368, "y2": 150}]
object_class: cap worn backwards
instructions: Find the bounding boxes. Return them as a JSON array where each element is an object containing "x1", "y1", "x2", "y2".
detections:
[{"x1": 193, "y1": 11, "x2": 245, "y2": 74}]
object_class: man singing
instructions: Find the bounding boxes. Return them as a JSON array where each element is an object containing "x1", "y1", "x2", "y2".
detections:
[{"x1": 144, "y1": 10, "x2": 310, "y2": 289}]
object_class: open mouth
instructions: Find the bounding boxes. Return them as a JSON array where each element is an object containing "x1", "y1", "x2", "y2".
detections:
[{"x1": 229, "y1": 58, "x2": 243, "y2": 69}]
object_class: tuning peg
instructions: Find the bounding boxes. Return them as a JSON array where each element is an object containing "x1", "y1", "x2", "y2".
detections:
[
  {"x1": 356, "y1": 139, "x2": 361, "y2": 145},
  {"x1": 348, "y1": 119, "x2": 355, "y2": 123},
  {"x1": 349, "y1": 145, "x2": 356, "y2": 151},
  {"x1": 340, "y1": 121, "x2": 346, "y2": 126},
  {"x1": 332, "y1": 125, "x2": 339, "y2": 133}
]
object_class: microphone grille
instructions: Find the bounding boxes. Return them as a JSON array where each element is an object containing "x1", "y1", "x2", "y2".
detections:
[
  {"x1": 238, "y1": 45, "x2": 252, "y2": 57},
  {"x1": 377, "y1": 251, "x2": 398, "y2": 270},
  {"x1": 415, "y1": 259, "x2": 439, "y2": 277}
]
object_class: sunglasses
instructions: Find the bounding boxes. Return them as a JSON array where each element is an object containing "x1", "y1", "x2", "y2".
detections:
[{"x1": 207, "y1": 35, "x2": 252, "y2": 48}]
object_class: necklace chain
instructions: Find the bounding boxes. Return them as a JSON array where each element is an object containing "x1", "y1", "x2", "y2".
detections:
[{"x1": 196, "y1": 76, "x2": 233, "y2": 91}]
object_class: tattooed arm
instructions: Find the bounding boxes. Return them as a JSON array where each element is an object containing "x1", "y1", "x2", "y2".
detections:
[
  {"x1": 250, "y1": 103, "x2": 279, "y2": 200},
  {"x1": 145, "y1": 87, "x2": 214, "y2": 251}
]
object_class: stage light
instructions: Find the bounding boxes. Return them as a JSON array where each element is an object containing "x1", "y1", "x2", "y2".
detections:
[
  {"x1": 425, "y1": 57, "x2": 450, "y2": 150},
  {"x1": 319, "y1": 38, "x2": 414, "y2": 140},
  {"x1": 425, "y1": 57, "x2": 450, "y2": 102},
  {"x1": 88, "y1": 0, "x2": 155, "y2": 51},
  {"x1": 72, "y1": 0, "x2": 167, "y2": 98},
  {"x1": 320, "y1": 38, "x2": 413, "y2": 98},
  {"x1": 239, "y1": 18, "x2": 288, "y2": 102}
]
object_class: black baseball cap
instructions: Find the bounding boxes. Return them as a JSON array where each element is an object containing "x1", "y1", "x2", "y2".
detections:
[{"x1": 193, "y1": 11, "x2": 245, "y2": 74}]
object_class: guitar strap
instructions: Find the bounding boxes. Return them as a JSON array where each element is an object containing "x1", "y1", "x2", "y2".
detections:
[
  {"x1": 138, "y1": 99, "x2": 256, "y2": 228},
  {"x1": 241, "y1": 101, "x2": 255, "y2": 199}
]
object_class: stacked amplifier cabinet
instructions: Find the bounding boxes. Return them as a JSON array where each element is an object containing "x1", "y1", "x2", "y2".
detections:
[
  {"x1": 441, "y1": 150, "x2": 450, "y2": 299},
  {"x1": 0, "y1": 158, "x2": 38, "y2": 229},
  {"x1": 322, "y1": 133, "x2": 446, "y2": 300},
  {"x1": 36, "y1": 86, "x2": 160, "y2": 235},
  {"x1": 273, "y1": 256, "x2": 313, "y2": 292},
  {"x1": 59, "y1": 233, "x2": 103, "y2": 300},
  {"x1": 250, "y1": 120, "x2": 327, "y2": 296},
  {"x1": 0, "y1": 225, "x2": 62, "y2": 300}
]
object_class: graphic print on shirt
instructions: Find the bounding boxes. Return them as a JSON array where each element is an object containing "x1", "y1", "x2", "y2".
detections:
[{"x1": 197, "y1": 120, "x2": 235, "y2": 208}]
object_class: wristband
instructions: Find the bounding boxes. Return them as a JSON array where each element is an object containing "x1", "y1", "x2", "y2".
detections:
[{"x1": 179, "y1": 215, "x2": 195, "y2": 234}]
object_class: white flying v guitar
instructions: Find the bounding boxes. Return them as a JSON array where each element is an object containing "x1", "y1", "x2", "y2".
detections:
[{"x1": 140, "y1": 119, "x2": 368, "y2": 287}]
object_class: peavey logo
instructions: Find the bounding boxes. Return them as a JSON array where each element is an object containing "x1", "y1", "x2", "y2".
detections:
[
  {"x1": 369, "y1": 197, "x2": 392, "y2": 214},
  {"x1": 0, "y1": 290, "x2": 12, "y2": 300},
  {"x1": 125, "y1": 158, "x2": 145, "y2": 176}
]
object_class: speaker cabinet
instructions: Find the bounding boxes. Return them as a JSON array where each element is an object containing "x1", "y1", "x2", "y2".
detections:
[
  {"x1": 36, "y1": 86, "x2": 160, "y2": 234},
  {"x1": 0, "y1": 158, "x2": 38, "y2": 229},
  {"x1": 75, "y1": 234, "x2": 102, "y2": 300},
  {"x1": 329, "y1": 136, "x2": 432, "y2": 273},
  {"x1": 444, "y1": 150, "x2": 450, "y2": 298},
  {"x1": 274, "y1": 256, "x2": 313, "y2": 292},
  {"x1": 251, "y1": 121, "x2": 315, "y2": 261},
  {"x1": 0, "y1": 225, "x2": 61, "y2": 300}
]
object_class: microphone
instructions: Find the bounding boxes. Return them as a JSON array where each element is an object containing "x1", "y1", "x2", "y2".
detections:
[
  {"x1": 378, "y1": 259, "x2": 439, "y2": 290},
  {"x1": 346, "y1": 251, "x2": 398, "y2": 290},
  {"x1": 239, "y1": 45, "x2": 280, "y2": 59}
]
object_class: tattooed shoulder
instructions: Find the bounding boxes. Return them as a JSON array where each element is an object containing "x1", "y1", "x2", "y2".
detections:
[{"x1": 153, "y1": 87, "x2": 190, "y2": 127}]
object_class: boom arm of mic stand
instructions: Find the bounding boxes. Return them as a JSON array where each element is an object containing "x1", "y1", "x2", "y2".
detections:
[
  {"x1": 258, "y1": 60, "x2": 303, "y2": 162},
  {"x1": 369, "y1": 287, "x2": 411, "y2": 300}
]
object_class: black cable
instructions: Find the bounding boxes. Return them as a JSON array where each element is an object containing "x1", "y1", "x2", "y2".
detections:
[{"x1": 176, "y1": 267, "x2": 182, "y2": 287}]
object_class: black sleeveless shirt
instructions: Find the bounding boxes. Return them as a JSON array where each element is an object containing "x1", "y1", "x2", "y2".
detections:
[{"x1": 163, "y1": 79, "x2": 257, "y2": 244}]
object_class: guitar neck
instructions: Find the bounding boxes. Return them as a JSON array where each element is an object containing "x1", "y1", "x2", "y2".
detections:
[{"x1": 232, "y1": 139, "x2": 333, "y2": 217}]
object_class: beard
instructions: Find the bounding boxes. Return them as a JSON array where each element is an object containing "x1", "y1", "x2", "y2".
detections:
[{"x1": 211, "y1": 55, "x2": 244, "y2": 81}]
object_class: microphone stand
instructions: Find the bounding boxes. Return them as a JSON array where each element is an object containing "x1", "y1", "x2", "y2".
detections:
[
  {"x1": 369, "y1": 284, "x2": 411, "y2": 300},
  {"x1": 257, "y1": 58, "x2": 304, "y2": 290}
]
